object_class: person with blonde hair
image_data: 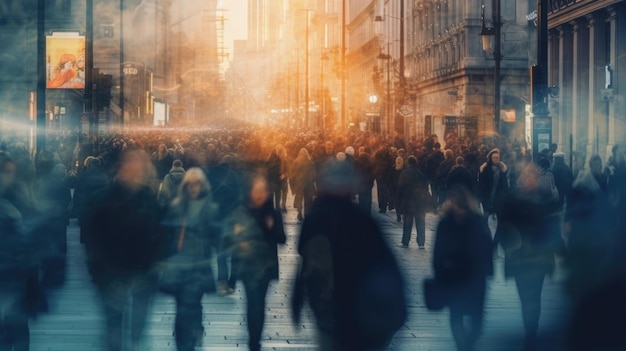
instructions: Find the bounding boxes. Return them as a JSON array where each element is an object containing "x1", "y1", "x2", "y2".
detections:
[{"x1": 160, "y1": 167, "x2": 218, "y2": 351}]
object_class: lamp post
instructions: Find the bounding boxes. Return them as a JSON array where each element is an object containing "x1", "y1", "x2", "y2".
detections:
[
  {"x1": 480, "y1": 1, "x2": 502, "y2": 136},
  {"x1": 297, "y1": 9, "x2": 314, "y2": 129},
  {"x1": 320, "y1": 50, "x2": 329, "y2": 131}
]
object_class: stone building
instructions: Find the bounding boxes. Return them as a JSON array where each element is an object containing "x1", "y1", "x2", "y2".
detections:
[{"x1": 547, "y1": 0, "x2": 626, "y2": 162}]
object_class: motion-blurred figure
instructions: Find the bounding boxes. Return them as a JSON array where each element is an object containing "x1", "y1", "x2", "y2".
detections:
[
  {"x1": 157, "y1": 159, "x2": 185, "y2": 207},
  {"x1": 433, "y1": 186, "x2": 493, "y2": 351},
  {"x1": 73, "y1": 156, "x2": 110, "y2": 244},
  {"x1": 292, "y1": 164, "x2": 406, "y2": 351},
  {"x1": 497, "y1": 163, "x2": 560, "y2": 351},
  {"x1": 160, "y1": 168, "x2": 218, "y2": 351},
  {"x1": 85, "y1": 150, "x2": 161, "y2": 351},
  {"x1": 290, "y1": 148, "x2": 316, "y2": 222},
  {"x1": 398, "y1": 156, "x2": 429, "y2": 249},
  {"x1": 222, "y1": 174, "x2": 286, "y2": 351},
  {"x1": 0, "y1": 152, "x2": 37, "y2": 351}
]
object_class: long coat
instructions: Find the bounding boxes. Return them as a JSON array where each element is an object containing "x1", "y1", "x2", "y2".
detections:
[
  {"x1": 290, "y1": 157, "x2": 316, "y2": 197},
  {"x1": 86, "y1": 182, "x2": 162, "y2": 286},
  {"x1": 397, "y1": 164, "x2": 429, "y2": 214},
  {"x1": 222, "y1": 202, "x2": 286, "y2": 281},
  {"x1": 433, "y1": 211, "x2": 493, "y2": 313}
]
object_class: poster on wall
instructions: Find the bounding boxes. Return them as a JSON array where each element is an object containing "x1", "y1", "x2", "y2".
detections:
[{"x1": 46, "y1": 33, "x2": 85, "y2": 89}]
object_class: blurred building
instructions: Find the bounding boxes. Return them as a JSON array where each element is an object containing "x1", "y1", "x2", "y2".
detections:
[{"x1": 547, "y1": 0, "x2": 626, "y2": 161}]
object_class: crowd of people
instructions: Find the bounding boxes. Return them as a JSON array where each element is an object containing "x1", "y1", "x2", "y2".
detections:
[{"x1": 1, "y1": 126, "x2": 625, "y2": 351}]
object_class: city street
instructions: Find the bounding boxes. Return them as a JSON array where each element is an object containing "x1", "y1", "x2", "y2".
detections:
[{"x1": 30, "y1": 203, "x2": 570, "y2": 351}]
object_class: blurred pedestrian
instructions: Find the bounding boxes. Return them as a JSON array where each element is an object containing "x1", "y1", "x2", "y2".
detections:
[
  {"x1": 292, "y1": 164, "x2": 406, "y2": 351},
  {"x1": 290, "y1": 148, "x2": 316, "y2": 222},
  {"x1": 373, "y1": 145, "x2": 392, "y2": 213},
  {"x1": 222, "y1": 174, "x2": 286, "y2": 351},
  {"x1": 389, "y1": 156, "x2": 405, "y2": 222},
  {"x1": 160, "y1": 168, "x2": 218, "y2": 351},
  {"x1": 398, "y1": 156, "x2": 429, "y2": 249},
  {"x1": 497, "y1": 163, "x2": 560, "y2": 350},
  {"x1": 433, "y1": 186, "x2": 493, "y2": 351},
  {"x1": 157, "y1": 159, "x2": 186, "y2": 207},
  {"x1": 73, "y1": 156, "x2": 110, "y2": 244},
  {"x1": 85, "y1": 150, "x2": 162, "y2": 351},
  {"x1": 266, "y1": 147, "x2": 282, "y2": 210},
  {"x1": 354, "y1": 151, "x2": 375, "y2": 214}
]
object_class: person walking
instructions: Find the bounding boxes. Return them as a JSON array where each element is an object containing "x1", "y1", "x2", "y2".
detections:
[
  {"x1": 290, "y1": 148, "x2": 316, "y2": 222},
  {"x1": 222, "y1": 174, "x2": 286, "y2": 351},
  {"x1": 160, "y1": 168, "x2": 218, "y2": 351},
  {"x1": 85, "y1": 150, "x2": 162, "y2": 351},
  {"x1": 354, "y1": 151, "x2": 375, "y2": 214},
  {"x1": 398, "y1": 156, "x2": 429, "y2": 249},
  {"x1": 433, "y1": 186, "x2": 493, "y2": 351},
  {"x1": 157, "y1": 159, "x2": 186, "y2": 207},
  {"x1": 389, "y1": 156, "x2": 405, "y2": 222},
  {"x1": 497, "y1": 163, "x2": 560, "y2": 351}
]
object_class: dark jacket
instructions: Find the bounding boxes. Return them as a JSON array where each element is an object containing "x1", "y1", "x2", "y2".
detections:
[
  {"x1": 293, "y1": 195, "x2": 406, "y2": 350},
  {"x1": 551, "y1": 159, "x2": 573, "y2": 208},
  {"x1": 478, "y1": 161, "x2": 509, "y2": 213},
  {"x1": 426, "y1": 150, "x2": 445, "y2": 181},
  {"x1": 157, "y1": 166, "x2": 185, "y2": 206},
  {"x1": 434, "y1": 210, "x2": 493, "y2": 313},
  {"x1": 446, "y1": 165, "x2": 476, "y2": 194},
  {"x1": 354, "y1": 153, "x2": 375, "y2": 194},
  {"x1": 73, "y1": 167, "x2": 110, "y2": 227},
  {"x1": 397, "y1": 164, "x2": 429, "y2": 214},
  {"x1": 222, "y1": 201, "x2": 286, "y2": 281},
  {"x1": 86, "y1": 182, "x2": 162, "y2": 286}
]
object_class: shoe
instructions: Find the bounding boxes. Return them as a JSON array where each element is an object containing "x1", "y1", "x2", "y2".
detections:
[
  {"x1": 418, "y1": 245, "x2": 425, "y2": 249},
  {"x1": 401, "y1": 243, "x2": 409, "y2": 248},
  {"x1": 217, "y1": 281, "x2": 235, "y2": 296}
]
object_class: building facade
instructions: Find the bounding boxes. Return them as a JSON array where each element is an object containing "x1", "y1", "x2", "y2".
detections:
[{"x1": 547, "y1": 0, "x2": 626, "y2": 162}]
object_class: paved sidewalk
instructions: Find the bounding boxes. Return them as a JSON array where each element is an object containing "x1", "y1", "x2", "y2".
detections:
[{"x1": 29, "y1": 205, "x2": 570, "y2": 351}]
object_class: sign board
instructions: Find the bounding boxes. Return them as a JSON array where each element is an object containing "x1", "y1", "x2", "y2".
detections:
[
  {"x1": 443, "y1": 116, "x2": 478, "y2": 126},
  {"x1": 46, "y1": 33, "x2": 85, "y2": 89},
  {"x1": 532, "y1": 117, "x2": 552, "y2": 160}
]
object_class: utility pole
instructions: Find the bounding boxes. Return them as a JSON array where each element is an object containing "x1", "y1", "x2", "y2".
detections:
[
  {"x1": 493, "y1": 0, "x2": 502, "y2": 134},
  {"x1": 36, "y1": 0, "x2": 46, "y2": 152},
  {"x1": 341, "y1": 0, "x2": 346, "y2": 130},
  {"x1": 531, "y1": 0, "x2": 551, "y2": 160}
]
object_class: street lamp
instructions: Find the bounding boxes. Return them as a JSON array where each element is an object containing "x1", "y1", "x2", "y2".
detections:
[{"x1": 480, "y1": 1, "x2": 502, "y2": 136}]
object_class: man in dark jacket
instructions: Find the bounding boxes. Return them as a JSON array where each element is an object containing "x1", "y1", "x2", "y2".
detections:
[
  {"x1": 434, "y1": 149, "x2": 455, "y2": 206},
  {"x1": 398, "y1": 156, "x2": 429, "y2": 248},
  {"x1": 426, "y1": 143, "x2": 445, "y2": 207},
  {"x1": 446, "y1": 156, "x2": 476, "y2": 195},
  {"x1": 373, "y1": 145, "x2": 393, "y2": 213},
  {"x1": 157, "y1": 159, "x2": 186, "y2": 206},
  {"x1": 86, "y1": 150, "x2": 162, "y2": 351},
  {"x1": 73, "y1": 157, "x2": 110, "y2": 244},
  {"x1": 551, "y1": 152, "x2": 573, "y2": 210},
  {"x1": 354, "y1": 151, "x2": 375, "y2": 213},
  {"x1": 478, "y1": 148, "x2": 509, "y2": 219}
]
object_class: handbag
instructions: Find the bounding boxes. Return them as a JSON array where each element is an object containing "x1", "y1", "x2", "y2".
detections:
[
  {"x1": 158, "y1": 218, "x2": 187, "y2": 295},
  {"x1": 423, "y1": 278, "x2": 447, "y2": 311}
]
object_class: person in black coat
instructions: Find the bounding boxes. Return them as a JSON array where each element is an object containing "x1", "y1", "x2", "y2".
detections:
[
  {"x1": 433, "y1": 186, "x2": 493, "y2": 351},
  {"x1": 478, "y1": 148, "x2": 509, "y2": 219},
  {"x1": 373, "y1": 145, "x2": 393, "y2": 213},
  {"x1": 446, "y1": 156, "x2": 476, "y2": 195},
  {"x1": 497, "y1": 163, "x2": 560, "y2": 351},
  {"x1": 73, "y1": 156, "x2": 110, "y2": 244},
  {"x1": 398, "y1": 156, "x2": 430, "y2": 248},
  {"x1": 354, "y1": 151, "x2": 375, "y2": 214},
  {"x1": 292, "y1": 164, "x2": 406, "y2": 351},
  {"x1": 85, "y1": 150, "x2": 162, "y2": 351},
  {"x1": 222, "y1": 174, "x2": 286, "y2": 351}
]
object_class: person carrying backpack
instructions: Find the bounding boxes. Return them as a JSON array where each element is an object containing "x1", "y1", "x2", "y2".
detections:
[{"x1": 158, "y1": 159, "x2": 185, "y2": 207}]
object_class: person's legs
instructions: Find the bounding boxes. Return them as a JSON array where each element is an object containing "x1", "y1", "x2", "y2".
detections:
[
  {"x1": 174, "y1": 281, "x2": 205, "y2": 351},
  {"x1": 243, "y1": 276, "x2": 271, "y2": 351},
  {"x1": 402, "y1": 212, "x2": 414, "y2": 246},
  {"x1": 280, "y1": 180, "x2": 288, "y2": 211},
  {"x1": 128, "y1": 276, "x2": 155, "y2": 348},
  {"x1": 100, "y1": 285, "x2": 125, "y2": 351},
  {"x1": 466, "y1": 311, "x2": 484, "y2": 351},
  {"x1": 515, "y1": 271, "x2": 545, "y2": 349},
  {"x1": 416, "y1": 213, "x2": 426, "y2": 247},
  {"x1": 377, "y1": 179, "x2": 388, "y2": 212},
  {"x1": 449, "y1": 308, "x2": 466, "y2": 351},
  {"x1": 1, "y1": 300, "x2": 30, "y2": 351}
]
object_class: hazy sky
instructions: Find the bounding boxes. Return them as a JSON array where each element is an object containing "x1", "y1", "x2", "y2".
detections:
[{"x1": 220, "y1": 0, "x2": 248, "y2": 58}]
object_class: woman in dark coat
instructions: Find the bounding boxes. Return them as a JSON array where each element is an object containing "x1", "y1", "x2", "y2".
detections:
[
  {"x1": 433, "y1": 186, "x2": 493, "y2": 351},
  {"x1": 290, "y1": 148, "x2": 316, "y2": 222},
  {"x1": 497, "y1": 163, "x2": 560, "y2": 351},
  {"x1": 222, "y1": 174, "x2": 286, "y2": 351},
  {"x1": 266, "y1": 148, "x2": 282, "y2": 210},
  {"x1": 160, "y1": 167, "x2": 218, "y2": 351}
]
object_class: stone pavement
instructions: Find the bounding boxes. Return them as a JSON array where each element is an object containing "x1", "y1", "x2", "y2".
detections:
[{"x1": 29, "y1": 205, "x2": 571, "y2": 351}]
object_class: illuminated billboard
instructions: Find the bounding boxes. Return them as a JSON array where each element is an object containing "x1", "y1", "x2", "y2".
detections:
[{"x1": 46, "y1": 33, "x2": 85, "y2": 89}]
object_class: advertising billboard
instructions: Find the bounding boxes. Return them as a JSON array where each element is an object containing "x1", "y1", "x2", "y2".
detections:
[{"x1": 46, "y1": 33, "x2": 85, "y2": 89}]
